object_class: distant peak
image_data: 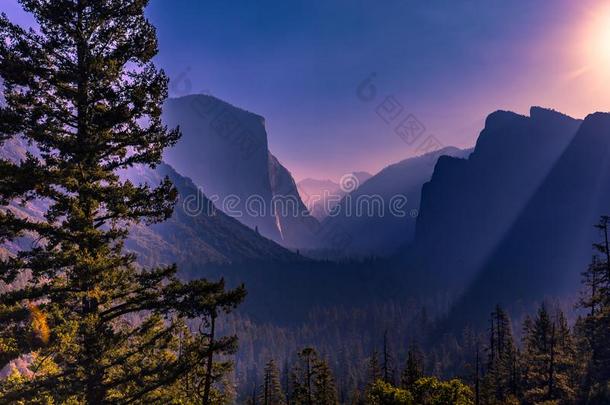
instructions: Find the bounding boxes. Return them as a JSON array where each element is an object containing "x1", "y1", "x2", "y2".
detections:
[
  {"x1": 580, "y1": 111, "x2": 610, "y2": 130},
  {"x1": 349, "y1": 171, "x2": 373, "y2": 180},
  {"x1": 529, "y1": 106, "x2": 578, "y2": 123},
  {"x1": 583, "y1": 111, "x2": 610, "y2": 121}
]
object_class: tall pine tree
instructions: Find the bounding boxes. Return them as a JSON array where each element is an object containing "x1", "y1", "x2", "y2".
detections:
[
  {"x1": 521, "y1": 305, "x2": 575, "y2": 404},
  {"x1": 482, "y1": 305, "x2": 519, "y2": 403},
  {"x1": 400, "y1": 345, "x2": 424, "y2": 391},
  {"x1": 290, "y1": 348, "x2": 317, "y2": 405},
  {"x1": 313, "y1": 360, "x2": 338, "y2": 405},
  {"x1": 259, "y1": 359, "x2": 286, "y2": 405},
  {"x1": 577, "y1": 216, "x2": 610, "y2": 402},
  {"x1": 381, "y1": 330, "x2": 395, "y2": 385},
  {"x1": 367, "y1": 349, "x2": 382, "y2": 385},
  {"x1": 0, "y1": 1, "x2": 245, "y2": 403},
  {"x1": 290, "y1": 347, "x2": 338, "y2": 405}
]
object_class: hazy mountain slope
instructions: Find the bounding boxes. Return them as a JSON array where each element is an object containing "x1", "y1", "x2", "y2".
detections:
[
  {"x1": 124, "y1": 163, "x2": 297, "y2": 267},
  {"x1": 297, "y1": 172, "x2": 372, "y2": 220},
  {"x1": 297, "y1": 178, "x2": 341, "y2": 220},
  {"x1": 162, "y1": 95, "x2": 319, "y2": 248},
  {"x1": 409, "y1": 107, "x2": 581, "y2": 291},
  {"x1": 445, "y1": 111, "x2": 610, "y2": 328},
  {"x1": 268, "y1": 153, "x2": 320, "y2": 248},
  {"x1": 322, "y1": 147, "x2": 469, "y2": 256}
]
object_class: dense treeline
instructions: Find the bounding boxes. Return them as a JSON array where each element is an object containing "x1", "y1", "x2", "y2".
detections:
[{"x1": 237, "y1": 217, "x2": 610, "y2": 404}]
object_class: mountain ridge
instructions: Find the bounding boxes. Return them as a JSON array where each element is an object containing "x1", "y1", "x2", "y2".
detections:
[{"x1": 408, "y1": 106, "x2": 582, "y2": 293}]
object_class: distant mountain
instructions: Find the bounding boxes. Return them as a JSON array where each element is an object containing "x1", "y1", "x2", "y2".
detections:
[
  {"x1": 297, "y1": 172, "x2": 372, "y2": 220},
  {"x1": 162, "y1": 95, "x2": 319, "y2": 248},
  {"x1": 0, "y1": 138, "x2": 297, "y2": 267},
  {"x1": 444, "y1": 110, "x2": 610, "y2": 328},
  {"x1": 297, "y1": 178, "x2": 340, "y2": 220},
  {"x1": 409, "y1": 107, "x2": 581, "y2": 296},
  {"x1": 321, "y1": 148, "x2": 469, "y2": 256}
]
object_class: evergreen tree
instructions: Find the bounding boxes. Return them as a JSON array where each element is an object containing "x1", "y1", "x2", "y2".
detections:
[
  {"x1": 364, "y1": 348, "x2": 383, "y2": 400},
  {"x1": 382, "y1": 330, "x2": 395, "y2": 384},
  {"x1": 482, "y1": 305, "x2": 519, "y2": 403},
  {"x1": 173, "y1": 283, "x2": 246, "y2": 404},
  {"x1": 367, "y1": 349, "x2": 382, "y2": 385},
  {"x1": 581, "y1": 255, "x2": 604, "y2": 318},
  {"x1": 521, "y1": 305, "x2": 575, "y2": 404},
  {"x1": 577, "y1": 217, "x2": 610, "y2": 402},
  {"x1": 400, "y1": 345, "x2": 424, "y2": 391},
  {"x1": 259, "y1": 359, "x2": 286, "y2": 405},
  {"x1": 572, "y1": 316, "x2": 594, "y2": 403},
  {"x1": 290, "y1": 347, "x2": 337, "y2": 405},
  {"x1": 313, "y1": 359, "x2": 338, "y2": 405},
  {"x1": 0, "y1": 0, "x2": 245, "y2": 402},
  {"x1": 290, "y1": 347, "x2": 317, "y2": 405},
  {"x1": 556, "y1": 310, "x2": 578, "y2": 402}
]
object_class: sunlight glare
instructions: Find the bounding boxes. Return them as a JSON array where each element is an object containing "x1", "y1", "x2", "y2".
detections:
[{"x1": 588, "y1": 4, "x2": 610, "y2": 74}]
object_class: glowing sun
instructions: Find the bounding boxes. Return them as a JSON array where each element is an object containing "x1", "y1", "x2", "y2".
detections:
[{"x1": 583, "y1": 4, "x2": 610, "y2": 75}]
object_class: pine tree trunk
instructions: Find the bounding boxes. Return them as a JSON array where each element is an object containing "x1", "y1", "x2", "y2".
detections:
[
  {"x1": 547, "y1": 323, "x2": 556, "y2": 401},
  {"x1": 202, "y1": 314, "x2": 217, "y2": 404}
]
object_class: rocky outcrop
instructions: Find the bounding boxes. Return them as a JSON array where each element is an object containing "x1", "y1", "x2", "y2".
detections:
[
  {"x1": 446, "y1": 111, "x2": 610, "y2": 328},
  {"x1": 410, "y1": 107, "x2": 581, "y2": 291},
  {"x1": 162, "y1": 95, "x2": 319, "y2": 248}
]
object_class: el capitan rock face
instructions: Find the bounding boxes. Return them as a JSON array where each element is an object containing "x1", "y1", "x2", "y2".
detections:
[{"x1": 162, "y1": 95, "x2": 320, "y2": 248}]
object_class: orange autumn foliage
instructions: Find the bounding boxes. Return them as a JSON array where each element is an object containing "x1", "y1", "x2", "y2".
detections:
[{"x1": 29, "y1": 304, "x2": 50, "y2": 345}]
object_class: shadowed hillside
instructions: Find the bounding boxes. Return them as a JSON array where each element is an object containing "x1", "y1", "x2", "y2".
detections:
[{"x1": 324, "y1": 147, "x2": 470, "y2": 256}]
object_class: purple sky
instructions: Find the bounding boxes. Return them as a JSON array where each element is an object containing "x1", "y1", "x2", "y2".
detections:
[{"x1": 3, "y1": 0, "x2": 610, "y2": 181}]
